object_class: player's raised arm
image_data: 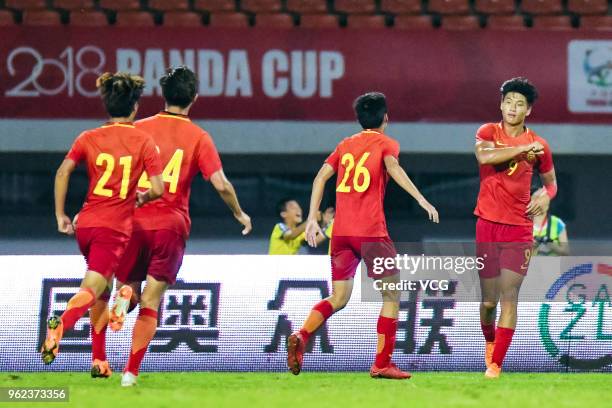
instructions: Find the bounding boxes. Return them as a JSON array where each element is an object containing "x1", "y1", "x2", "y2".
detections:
[
  {"x1": 282, "y1": 223, "x2": 307, "y2": 240},
  {"x1": 210, "y1": 169, "x2": 252, "y2": 235},
  {"x1": 384, "y1": 155, "x2": 439, "y2": 223},
  {"x1": 305, "y1": 163, "x2": 335, "y2": 247},
  {"x1": 475, "y1": 139, "x2": 544, "y2": 166},
  {"x1": 54, "y1": 158, "x2": 77, "y2": 235}
]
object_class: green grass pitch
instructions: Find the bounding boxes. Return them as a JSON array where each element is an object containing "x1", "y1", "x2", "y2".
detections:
[{"x1": 1, "y1": 372, "x2": 609, "y2": 408}]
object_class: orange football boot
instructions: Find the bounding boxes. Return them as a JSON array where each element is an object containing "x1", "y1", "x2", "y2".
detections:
[
  {"x1": 41, "y1": 315, "x2": 63, "y2": 365},
  {"x1": 370, "y1": 363, "x2": 412, "y2": 380},
  {"x1": 287, "y1": 332, "x2": 305, "y2": 375},
  {"x1": 91, "y1": 359, "x2": 113, "y2": 378},
  {"x1": 109, "y1": 285, "x2": 133, "y2": 332}
]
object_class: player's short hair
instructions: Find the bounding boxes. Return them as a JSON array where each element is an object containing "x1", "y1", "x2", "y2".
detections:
[
  {"x1": 276, "y1": 198, "x2": 295, "y2": 216},
  {"x1": 500, "y1": 77, "x2": 538, "y2": 106},
  {"x1": 160, "y1": 66, "x2": 198, "y2": 109},
  {"x1": 96, "y1": 72, "x2": 145, "y2": 118},
  {"x1": 353, "y1": 92, "x2": 388, "y2": 129}
]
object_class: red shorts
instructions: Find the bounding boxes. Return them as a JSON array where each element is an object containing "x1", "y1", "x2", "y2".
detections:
[
  {"x1": 330, "y1": 235, "x2": 398, "y2": 281},
  {"x1": 76, "y1": 227, "x2": 130, "y2": 279},
  {"x1": 115, "y1": 229, "x2": 185, "y2": 285},
  {"x1": 476, "y1": 217, "x2": 534, "y2": 278}
]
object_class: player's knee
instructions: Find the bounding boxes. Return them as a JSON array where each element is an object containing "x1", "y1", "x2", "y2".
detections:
[
  {"x1": 328, "y1": 293, "x2": 350, "y2": 310},
  {"x1": 140, "y1": 292, "x2": 162, "y2": 311},
  {"x1": 481, "y1": 301, "x2": 497, "y2": 310}
]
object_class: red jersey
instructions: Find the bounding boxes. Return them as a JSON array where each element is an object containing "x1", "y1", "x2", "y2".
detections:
[
  {"x1": 325, "y1": 130, "x2": 399, "y2": 237},
  {"x1": 132, "y1": 112, "x2": 223, "y2": 238},
  {"x1": 66, "y1": 122, "x2": 162, "y2": 235},
  {"x1": 474, "y1": 122, "x2": 554, "y2": 227}
]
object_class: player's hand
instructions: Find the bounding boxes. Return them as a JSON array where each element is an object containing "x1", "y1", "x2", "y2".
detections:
[
  {"x1": 56, "y1": 213, "x2": 75, "y2": 235},
  {"x1": 525, "y1": 141, "x2": 545, "y2": 154},
  {"x1": 234, "y1": 211, "x2": 252, "y2": 235},
  {"x1": 136, "y1": 190, "x2": 149, "y2": 207},
  {"x1": 526, "y1": 188, "x2": 550, "y2": 217},
  {"x1": 305, "y1": 218, "x2": 323, "y2": 247},
  {"x1": 419, "y1": 198, "x2": 439, "y2": 223}
]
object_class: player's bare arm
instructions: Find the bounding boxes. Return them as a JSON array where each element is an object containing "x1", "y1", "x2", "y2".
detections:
[
  {"x1": 282, "y1": 223, "x2": 307, "y2": 240},
  {"x1": 383, "y1": 155, "x2": 439, "y2": 223},
  {"x1": 210, "y1": 169, "x2": 252, "y2": 235},
  {"x1": 54, "y1": 159, "x2": 77, "y2": 235},
  {"x1": 305, "y1": 163, "x2": 335, "y2": 247},
  {"x1": 475, "y1": 140, "x2": 544, "y2": 166},
  {"x1": 136, "y1": 174, "x2": 164, "y2": 207},
  {"x1": 526, "y1": 168, "x2": 557, "y2": 217}
]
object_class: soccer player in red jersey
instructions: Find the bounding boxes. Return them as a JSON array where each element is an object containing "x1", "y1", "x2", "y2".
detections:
[
  {"x1": 474, "y1": 78, "x2": 557, "y2": 378},
  {"x1": 286, "y1": 92, "x2": 439, "y2": 379},
  {"x1": 110, "y1": 66, "x2": 252, "y2": 387},
  {"x1": 42, "y1": 72, "x2": 164, "y2": 376}
]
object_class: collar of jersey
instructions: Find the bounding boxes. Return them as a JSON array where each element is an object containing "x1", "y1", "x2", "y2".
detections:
[
  {"x1": 158, "y1": 111, "x2": 191, "y2": 122},
  {"x1": 101, "y1": 121, "x2": 135, "y2": 128},
  {"x1": 497, "y1": 121, "x2": 529, "y2": 138}
]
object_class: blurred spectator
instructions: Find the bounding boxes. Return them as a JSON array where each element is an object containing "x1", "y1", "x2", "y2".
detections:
[{"x1": 533, "y1": 208, "x2": 569, "y2": 256}]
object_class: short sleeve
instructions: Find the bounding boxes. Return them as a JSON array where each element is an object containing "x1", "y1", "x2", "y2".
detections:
[
  {"x1": 325, "y1": 146, "x2": 340, "y2": 172},
  {"x1": 65, "y1": 133, "x2": 86, "y2": 164},
  {"x1": 272, "y1": 223, "x2": 288, "y2": 239},
  {"x1": 198, "y1": 132, "x2": 223, "y2": 180},
  {"x1": 382, "y1": 138, "x2": 400, "y2": 159},
  {"x1": 537, "y1": 137, "x2": 554, "y2": 174},
  {"x1": 142, "y1": 137, "x2": 162, "y2": 177},
  {"x1": 476, "y1": 124, "x2": 495, "y2": 143}
]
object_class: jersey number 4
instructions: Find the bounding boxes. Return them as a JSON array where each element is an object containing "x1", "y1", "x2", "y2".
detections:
[
  {"x1": 138, "y1": 149, "x2": 184, "y2": 194},
  {"x1": 337, "y1": 152, "x2": 371, "y2": 193}
]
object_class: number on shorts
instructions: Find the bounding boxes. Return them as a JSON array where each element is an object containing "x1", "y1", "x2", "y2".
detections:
[{"x1": 520, "y1": 248, "x2": 532, "y2": 270}]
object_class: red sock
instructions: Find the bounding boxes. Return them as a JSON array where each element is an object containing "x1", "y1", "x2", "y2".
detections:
[
  {"x1": 481, "y1": 323, "x2": 496, "y2": 343},
  {"x1": 299, "y1": 300, "x2": 334, "y2": 345},
  {"x1": 375, "y1": 316, "x2": 398, "y2": 368},
  {"x1": 90, "y1": 289, "x2": 110, "y2": 362},
  {"x1": 125, "y1": 308, "x2": 158, "y2": 376},
  {"x1": 492, "y1": 327, "x2": 515, "y2": 367},
  {"x1": 61, "y1": 288, "x2": 96, "y2": 332}
]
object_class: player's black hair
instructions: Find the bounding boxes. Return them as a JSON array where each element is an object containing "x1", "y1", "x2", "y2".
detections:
[
  {"x1": 96, "y1": 72, "x2": 145, "y2": 118},
  {"x1": 160, "y1": 66, "x2": 198, "y2": 109},
  {"x1": 500, "y1": 77, "x2": 538, "y2": 106},
  {"x1": 353, "y1": 92, "x2": 388, "y2": 129},
  {"x1": 276, "y1": 198, "x2": 295, "y2": 217}
]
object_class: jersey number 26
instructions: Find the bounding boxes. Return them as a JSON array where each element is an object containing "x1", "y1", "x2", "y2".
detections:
[{"x1": 337, "y1": 152, "x2": 371, "y2": 193}]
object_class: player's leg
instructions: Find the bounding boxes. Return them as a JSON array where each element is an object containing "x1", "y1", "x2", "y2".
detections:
[
  {"x1": 122, "y1": 275, "x2": 167, "y2": 386},
  {"x1": 364, "y1": 238, "x2": 410, "y2": 379},
  {"x1": 121, "y1": 229, "x2": 184, "y2": 386},
  {"x1": 486, "y1": 267, "x2": 525, "y2": 378},
  {"x1": 480, "y1": 276, "x2": 499, "y2": 368},
  {"x1": 288, "y1": 236, "x2": 359, "y2": 375},
  {"x1": 41, "y1": 270, "x2": 109, "y2": 364},
  {"x1": 287, "y1": 279, "x2": 354, "y2": 375},
  {"x1": 111, "y1": 230, "x2": 148, "y2": 331},
  {"x1": 90, "y1": 282, "x2": 113, "y2": 378},
  {"x1": 476, "y1": 219, "x2": 501, "y2": 368},
  {"x1": 42, "y1": 227, "x2": 129, "y2": 364}
]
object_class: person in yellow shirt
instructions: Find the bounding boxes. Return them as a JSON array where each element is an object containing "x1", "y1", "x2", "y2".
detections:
[{"x1": 269, "y1": 199, "x2": 331, "y2": 255}]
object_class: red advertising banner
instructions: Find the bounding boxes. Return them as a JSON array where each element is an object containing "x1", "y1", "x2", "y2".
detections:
[{"x1": 1, "y1": 28, "x2": 611, "y2": 123}]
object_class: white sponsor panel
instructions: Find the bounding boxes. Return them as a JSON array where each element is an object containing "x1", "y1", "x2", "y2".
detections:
[
  {"x1": 0, "y1": 256, "x2": 610, "y2": 372},
  {"x1": 568, "y1": 40, "x2": 612, "y2": 113}
]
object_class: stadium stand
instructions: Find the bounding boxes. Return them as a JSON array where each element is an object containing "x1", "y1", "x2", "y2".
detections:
[
  {"x1": 163, "y1": 11, "x2": 203, "y2": 27},
  {"x1": 0, "y1": 0, "x2": 610, "y2": 29},
  {"x1": 69, "y1": 9, "x2": 108, "y2": 26},
  {"x1": 346, "y1": 14, "x2": 387, "y2": 28},
  {"x1": 22, "y1": 10, "x2": 62, "y2": 26},
  {"x1": 255, "y1": 12, "x2": 295, "y2": 27},
  {"x1": 486, "y1": 14, "x2": 527, "y2": 29}
]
